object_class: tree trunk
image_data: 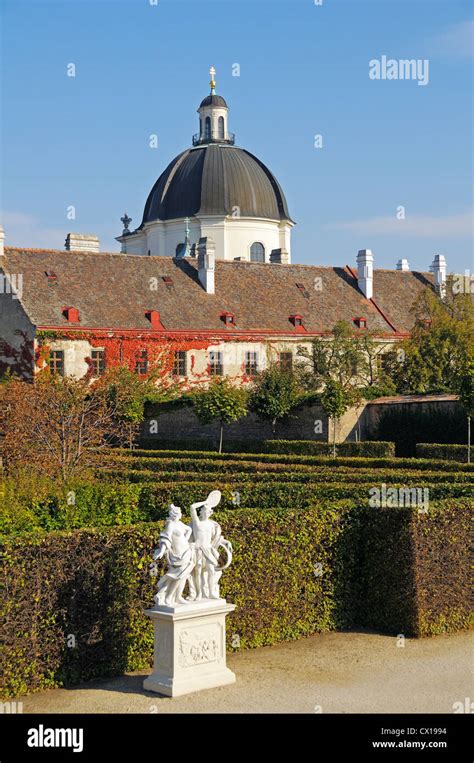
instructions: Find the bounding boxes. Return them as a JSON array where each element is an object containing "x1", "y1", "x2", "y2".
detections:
[
  {"x1": 219, "y1": 423, "x2": 223, "y2": 454},
  {"x1": 332, "y1": 417, "x2": 337, "y2": 458},
  {"x1": 468, "y1": 415, "x2": 471, "y2": 465}
]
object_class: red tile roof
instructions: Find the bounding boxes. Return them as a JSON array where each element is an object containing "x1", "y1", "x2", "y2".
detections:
[{"x1": 1, "y1": 248, "x2": 436, "y2": 337}]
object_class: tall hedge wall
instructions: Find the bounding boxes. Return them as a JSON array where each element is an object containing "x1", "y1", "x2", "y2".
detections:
[{"x1": 1, "y1": 499, "x2": 472, "y2": 698}]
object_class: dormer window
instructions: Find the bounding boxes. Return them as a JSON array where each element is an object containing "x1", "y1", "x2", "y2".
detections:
[
  {"x1": 289, "y1": 314, "x2": 303, "y2": 327},
  {"x1": 63, "y1": 306, "x2": 80, "y2": 323},
  {"x1": 145, "y1": 310, "x2": 163, "y2": 329},
  {"x1": 354, "y1": 317, "x2": 367, "y2": 329},
  {"x1": 220, "y1": 311, "x2": 235, "y2": 326}
]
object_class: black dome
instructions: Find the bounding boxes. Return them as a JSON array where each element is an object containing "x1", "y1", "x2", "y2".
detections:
[
  {"x1": 199, "y1": 94, "x2": 228, "y2": 109},
  {"x1": 141, "y1": 144, "x2": 292, "y2": 224}
]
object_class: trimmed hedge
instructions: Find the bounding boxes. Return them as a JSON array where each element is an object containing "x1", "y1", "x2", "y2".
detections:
[
  {"x1": 416, "y1": 443, "x2": 469, "y2": 463},
  {"x1": 106, "y1": 480, "x2": 474, "y2": 512},
  {"x1": 356, "y1": 499, "x2": 473, "y2": 635},
  {"x1": 263, "y1": 440, "x2": 395, "y2": 457},
  {"x1": 1, "y1": 498, "x2": 471, "y2": 698},
  {"x1": 106, "y1": 467, "x2": 474, "y2": 485},
  {"x1": 137, "y1": 438, "x2": 266, "y2": 453},
  {"x1": 138, "y1": 440, "x2": 396, "y2": 457},
  {"x1": 0, "y1": 481, "x2": 145, "y2": 538},
  {"x1": 1, "y1": 476, "x2": 472, "y2": 536},
  {"x1": 110, "y1": 449, "x2": 474, "y2": 472}
]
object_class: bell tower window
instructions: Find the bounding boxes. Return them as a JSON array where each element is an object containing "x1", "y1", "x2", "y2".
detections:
[
  {"x1": 205, "y1": 117, "x2": 211, "y2": 140},
  {"x1": 218, "y1": 116, "x2": 225, "y2": 139},
  {"x1": 250, "y1": 242, "x2": 265, "y2": 263}
]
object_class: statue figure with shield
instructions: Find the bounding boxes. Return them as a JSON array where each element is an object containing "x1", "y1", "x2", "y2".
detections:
[{"x1": 151, "y1": 490, "x2": 232, "y2": 607}]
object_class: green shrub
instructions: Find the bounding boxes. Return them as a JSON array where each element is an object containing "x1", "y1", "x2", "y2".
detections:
[
  {"x1": 0, "y1": 480, "x2": 148, "y2": 538},
  {"x1": 416, "y1": 443, "x2": 469, "y2": 463},
  {"x1": 337, "y1": 441, "x2": 396, "y2": 458},
  {"x1": 263, "y1": 440, "x2": 395, "y2": 457}
]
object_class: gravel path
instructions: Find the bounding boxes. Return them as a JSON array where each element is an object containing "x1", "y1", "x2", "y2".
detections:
[{"x1": 18, "y1": 629, "x2": 473, "y2": 714}]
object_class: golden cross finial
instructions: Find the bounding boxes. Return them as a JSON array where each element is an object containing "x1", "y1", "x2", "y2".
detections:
[{"x1": 209, "y1": 65, "x2": 216, "y2": 91}]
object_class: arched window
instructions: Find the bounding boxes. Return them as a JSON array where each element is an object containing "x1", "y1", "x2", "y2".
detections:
[
  {"x1": 218, "y1": 116, "x2": 225, "y2": 139},
  {"x1": 205, "y1": 117, "x2": 211, "y2": 140},
  {"x1": 250, "y1": 242, "x2": 265, "y2": 262}
]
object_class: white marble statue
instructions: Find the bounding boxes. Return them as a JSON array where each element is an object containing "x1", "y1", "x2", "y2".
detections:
[
  {"x1": 188, "y1": 491, "x2": 233, "y2": 600},
  {"x1": 151, "y1": 491, "x2": 232, "y2": 607},
  {"x1": 152, "y1": 503, "x2": 195, "y2": 607}
]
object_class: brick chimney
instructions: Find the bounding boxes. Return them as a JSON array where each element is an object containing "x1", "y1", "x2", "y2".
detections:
[
  {"x1": 65, "y1": 233, "x2": 100, "y2": 253},
  {"x1": 197, "y1": 237, "x2": 215, "y2": 294},
  {"x1": 357, "y1": 249, "x2": 374, "y2": 299}
]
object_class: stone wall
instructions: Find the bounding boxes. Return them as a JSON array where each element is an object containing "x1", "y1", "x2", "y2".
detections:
[
  {"x1": 141, "y1": 402, "x2": 330, "y2": 446},
  {"x1": 363, "y1": 395, "x2": 461, "y2": 438},
  {"x1": 140, "y1": 394, "x2": 462, "y2": 447}
]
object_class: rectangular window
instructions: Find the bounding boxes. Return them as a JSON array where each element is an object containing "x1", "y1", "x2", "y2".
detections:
[
  {"x1": 209, "y1": 350, "x2": 223, "y2": 376},
  {"x1": 49, "y1": 350, "x2": 64, "y2": 376},
  {"x1": 91, "y1": 349, "x2": 106, "y2": 376},
  {"x1": 245, "y1": 351, "x2": 258, "y2": 376},
  {"x1": 173, "y1": 350, "x2": 187, "y2": 377},
  {"x1": 279, "y1": 352, "x2": 293, "y2": 372},
  {"x1": 135, "y1": 350, "x2": 148, "y2": 375}
]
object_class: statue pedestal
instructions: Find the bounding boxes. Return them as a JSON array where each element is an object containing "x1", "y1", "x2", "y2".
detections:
[{"x1": 143, "y1": 599, "x2": 236, "y2": 697}]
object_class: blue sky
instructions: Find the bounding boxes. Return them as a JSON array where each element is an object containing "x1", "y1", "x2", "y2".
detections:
[{"x1": 1, "y1": 0, "x2": 472, "y2": 273}]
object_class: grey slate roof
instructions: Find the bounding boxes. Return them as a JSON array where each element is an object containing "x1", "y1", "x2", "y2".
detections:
[
  {"x1": 140, "y1": 144, "x2": 292, "y2": 224},
  {"x1": 1, "y1": 248, "x2": 435, "y2": 336},
  {"x1": 199, "y1": 95, "x2": 228, "y2": 109}
]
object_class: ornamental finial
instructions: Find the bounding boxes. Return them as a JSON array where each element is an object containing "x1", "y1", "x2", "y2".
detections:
[
  {"x1": 121, "y1": 212, "x2": 132, "y2": 235},
  {"x1": 209, "y1": 65, "x2": 216, "y2": 94}
]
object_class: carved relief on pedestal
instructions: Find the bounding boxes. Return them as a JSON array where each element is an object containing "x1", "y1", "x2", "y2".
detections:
[{"x1": 178, "y1": 624, "x2": 222, "y2": 668}]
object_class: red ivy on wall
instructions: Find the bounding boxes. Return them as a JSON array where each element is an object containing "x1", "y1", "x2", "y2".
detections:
[{"x1": 3, "y1": 328, "x2": 278, "y2": 387}]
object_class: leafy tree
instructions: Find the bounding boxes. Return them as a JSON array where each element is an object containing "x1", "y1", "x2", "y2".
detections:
[
  {"x1": 384, "y1": 289, "x2": 473, "y2": 395},
  {"x1": 296, "y1": 320, "x2": 394, "y2": 400},
  {"x1": 297, "y1": 321, "x2": 365, "y2": 391},
  {"x1": 250, "y1": 364, "x2": 301, "y2": 435},
  {"x1": 95, "y1": 367, "x2": 148, "y2": 448},
  {"x1": 192, "y1": 377, "x2": 248, "y2": 453},
  {"x1": 0, "y1": 375, "x2": 127, "y2": 482},
  {"x1": 320, "y1": 379, "x2": 357, "y2": 457},
  {"x1": 94, "y1": 366, "x2": 178, "y2": 449}
]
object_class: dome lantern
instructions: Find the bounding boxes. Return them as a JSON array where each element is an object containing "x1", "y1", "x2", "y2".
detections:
[{"x1": 194, "y1": 66, "x2": 234, "y2": 146}]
